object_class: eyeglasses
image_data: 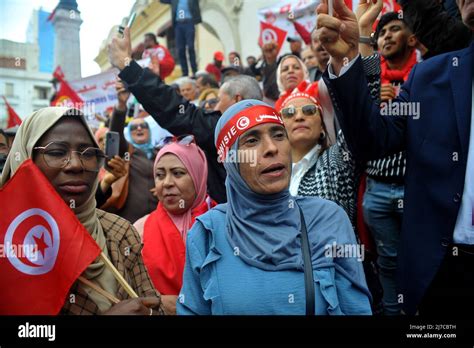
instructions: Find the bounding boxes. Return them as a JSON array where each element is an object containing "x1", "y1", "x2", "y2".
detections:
[
  {"x1": 33, "y1": 142, "x2": 106, "y2": 172},
  {"x1": 129, "y1": 122, "x2": 149, "y2": 131},
  {"x1": 280, "y1": 104, "x2": 320, "y2": 119},
  {"x1": 160, "y1": 134, "x2": 196, "y2": 147}
]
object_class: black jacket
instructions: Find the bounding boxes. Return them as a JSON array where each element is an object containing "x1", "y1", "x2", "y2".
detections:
[
  {"x1": 160, "y1": 0, "x2": 202, "y2": 26},
  {"x1": 119, "y1": 60, "x2": 227, "y2": 203}
]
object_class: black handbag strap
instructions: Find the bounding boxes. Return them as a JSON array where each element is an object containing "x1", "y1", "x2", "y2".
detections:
[{"x1": 297, "y1": 204, "x2": 315, "y2": 315}]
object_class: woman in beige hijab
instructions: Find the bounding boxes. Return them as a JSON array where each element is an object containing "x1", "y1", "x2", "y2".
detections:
[{"x1": 1, "y1": 107, "x2": 168, "y2": 315}]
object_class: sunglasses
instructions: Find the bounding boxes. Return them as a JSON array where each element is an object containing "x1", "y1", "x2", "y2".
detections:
[
  {"x1": 160, "y1": 134, "x2": 196, "y2": 147},
  {"x1": 201, "y1": 97, "x2": 219, "y2": 109},
  {"x1": 280, "y1": 104, "x2": 319, "y2": 119},
  {"x1": 130, "y1": 122, "x2": 149, "y2": 131}
]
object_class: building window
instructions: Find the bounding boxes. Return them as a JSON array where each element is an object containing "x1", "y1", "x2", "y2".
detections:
[
  {"x1": 5, "y1": 83, "x2": 14, "y2": 97},
  {"x1": 34, "y1": 86, "x2": 50, "y2": 100}
]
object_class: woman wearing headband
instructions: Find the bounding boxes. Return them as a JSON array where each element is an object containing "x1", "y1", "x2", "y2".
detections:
[
  {"x1": 134, "y1": 135, "x2": 216, "y2": 314},
  {"x1": 176, "y1": 100, "x2": 371, "y2": 315}
]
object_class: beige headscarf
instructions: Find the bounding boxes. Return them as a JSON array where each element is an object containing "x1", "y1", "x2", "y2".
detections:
[{"x1": 1, "y1": 107, "x2": 117, "y2": 312}]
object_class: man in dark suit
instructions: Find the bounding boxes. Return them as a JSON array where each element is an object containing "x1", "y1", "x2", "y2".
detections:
[
  {"x1": 316, "y1": 0, "x2": 473, "y2": 315},
  {"x1": 160, "y1": 0, "x2": 201, "y2": 77}
]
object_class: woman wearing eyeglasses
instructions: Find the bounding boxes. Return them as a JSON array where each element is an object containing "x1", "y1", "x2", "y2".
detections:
[
  {"x1": 279, "y1": 92, "x2": 357, "y2": 226},
  {"x1": 197, "y1": 88, "x2": 219, "y2": 112},
  {"x1": 0, "y1": 107, "x2": 166, "y2": 315},
  {"x1": 134, "y1": 135, "x2": 216, "y2": 315}
]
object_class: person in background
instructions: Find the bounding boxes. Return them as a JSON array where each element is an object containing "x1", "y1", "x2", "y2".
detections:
[
  {"x1": 228, "y1": 51, "x2": 241, "y2": 67},
  {"x1": 397, "y1": 0, "x2": 472, "y2": 59},
  {"x1": 142, "y1": 33, "x2": 175, "y2": 80},
  {"x1": 301, "y1": 46, "x2": 319, "y2": 81},
  {"x1": 134, "y1": 137, "x2": 215, "y2": 315},
  {"x1": 310, "y1": 29, "x2": 330, "y2": 81},
  {"x1": 317, "y1": 0, "x2": 474, "y2": 316},
  {"x1": 0, "y1": 129, "x2": 10, "y2": 173},
  {"x1": 160, "y1": 0, "x2": 201, "y2": 77},
  {"x1": 1, "y1": 107, "x2": 166, "y2": 315},
  {"x1": 205, "y1": 51, "x2": 225, "y2": 82},
  {"x1": 177, "y1": 99, "x2": 372, "y2": 315}
]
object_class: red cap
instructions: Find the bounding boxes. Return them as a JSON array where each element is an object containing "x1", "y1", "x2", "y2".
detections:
[{"x1": 214, "y1": 51, "x2": 224, "y2": 61}]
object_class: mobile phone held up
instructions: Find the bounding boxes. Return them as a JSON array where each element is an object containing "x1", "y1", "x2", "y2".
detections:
[
  {"x1": 118, "y1": 12, "x2": 136, "y2": 36},
  {"x1": 104, "y1": 131, "x2": 120, "y2": 171}
]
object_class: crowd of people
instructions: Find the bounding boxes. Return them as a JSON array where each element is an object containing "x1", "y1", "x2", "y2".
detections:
[{"x1": 1, "y1": 0, "x2": 473, "y2": 316}]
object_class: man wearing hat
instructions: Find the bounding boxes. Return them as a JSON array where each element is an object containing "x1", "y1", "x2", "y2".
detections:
[{"x1": 287, "y1": 36, "x2": 303, "y2": 58}]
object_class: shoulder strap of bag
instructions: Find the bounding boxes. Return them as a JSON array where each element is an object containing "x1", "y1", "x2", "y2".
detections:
[{"x1": 297, "y1": 204, "x2": 315, "y2": 316}]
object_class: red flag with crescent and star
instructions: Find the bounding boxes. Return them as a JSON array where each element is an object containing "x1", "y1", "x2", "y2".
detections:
[
  {"x1": 258, "y1": 21, "x2": 288, "y2": 54},
  {"x1": 0, "y1": 159, "x2": 101, "y2": 315}
]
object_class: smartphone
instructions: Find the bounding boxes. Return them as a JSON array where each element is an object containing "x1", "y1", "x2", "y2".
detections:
[
  {"x1": 104, "y1": 131, "x2": 120, "y2": 170},
  {"x1": 118, "y1": 12, "x2": 136, "y2": 35}
]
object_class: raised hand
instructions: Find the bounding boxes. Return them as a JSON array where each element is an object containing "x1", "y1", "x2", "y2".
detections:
[
  {"x1": 316, "y1": 0, "x2": 359, "y2": 75},
  {"x1": 108, "y1": 26, "x2": 133, "y2": 71},
  {"x1": 115, "y1": 78, "x2": 130, "y2": 111}
]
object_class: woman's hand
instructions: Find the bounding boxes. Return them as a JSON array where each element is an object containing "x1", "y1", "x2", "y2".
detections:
[
  {"x1": 102, "y1": 297, "x2": 160, "y2": 315},
  {"x1": 161, "y1": 295, "x2": 178, "y2": 315},
  {"x1": 316, "y1": 0, "x2": 360, "y2": 75},
  {"x1": 100, "y1": 156, "x2": 127, "y2": 193}
]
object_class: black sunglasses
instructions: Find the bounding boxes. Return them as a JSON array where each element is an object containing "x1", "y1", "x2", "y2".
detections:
[{"x1": 280, "y1": 104, "x2": 319, "y2": 119}]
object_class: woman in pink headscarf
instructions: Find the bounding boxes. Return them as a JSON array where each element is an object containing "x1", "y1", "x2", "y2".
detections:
[{"x1": 134, "y1": 135, "x2": 216, "y2": 314}]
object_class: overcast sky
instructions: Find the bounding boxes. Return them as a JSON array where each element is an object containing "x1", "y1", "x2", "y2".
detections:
[{"x1": 0, "y1": 0, "x2": 135, "y2": 77}]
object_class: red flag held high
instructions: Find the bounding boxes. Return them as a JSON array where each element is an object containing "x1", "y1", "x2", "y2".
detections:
[
  {"x1": 2, "y1": 96, "x2": 22, "y2": 127},
  {"x1": 0, "y1": 160, "x2": 101, "y2": 315},
  {"x1": 258, "y1": 21, "x2": 288, "y2": 54}
]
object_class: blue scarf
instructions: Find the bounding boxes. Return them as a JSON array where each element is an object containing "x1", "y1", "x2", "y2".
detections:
[{"x1": 214, "y1": 100, "x2": 304, "y2": 271}]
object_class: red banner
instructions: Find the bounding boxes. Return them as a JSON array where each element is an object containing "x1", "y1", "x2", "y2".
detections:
[{"x1": 258, "y1": 21, "x2": 288, "y2": 54}]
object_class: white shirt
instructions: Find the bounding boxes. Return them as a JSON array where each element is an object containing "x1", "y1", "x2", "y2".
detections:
[
  {"x1": 289, "y1": 144, "x2": 321, "y2": 196},
  {"x1": 453, "y1": 79, "x2": 474, "y2": 244}
]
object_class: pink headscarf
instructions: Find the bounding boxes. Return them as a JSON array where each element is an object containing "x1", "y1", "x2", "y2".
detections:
[{"x1": 153, "y1": 142, "x2": 208, "y2": 237}]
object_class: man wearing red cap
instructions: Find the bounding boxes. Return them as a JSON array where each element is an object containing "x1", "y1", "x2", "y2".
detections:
[{"x1": 205, "y1": 51, "x2": 225, "y2": 83}]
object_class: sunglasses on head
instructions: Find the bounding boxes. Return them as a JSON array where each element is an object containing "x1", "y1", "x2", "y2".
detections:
[
  {"x1": 280, "y1": 104, "x2": 319, "y2": 119},
  {"x1": 130, "y1": 122, "x2": 149, "y2": 131},
  {"x1": 161, "y1": 134, "x2": 196, "y2": 147}
]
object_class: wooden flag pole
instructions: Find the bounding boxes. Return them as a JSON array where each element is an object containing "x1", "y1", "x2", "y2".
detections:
[
  {"x1": 78, "y1": 276, "x2": 120, "y2": 304},
  {"x1": 99, "y1": 252, "x2": 139, "y2": 298}
]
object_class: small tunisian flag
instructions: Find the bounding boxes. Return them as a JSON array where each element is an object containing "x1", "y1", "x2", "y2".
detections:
[
  {"x1": 2, "y1": 96, "x2": 22, "y2": 127},
  {"x1": 258, "y1": 21, "x2": 288, "y2": 54},
  {"x1": 0, "y1": 160, "x2": 101, "y2": 315},
  {"x1": 50, "y1": 78, "x2": 83, "y2": 108}
]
